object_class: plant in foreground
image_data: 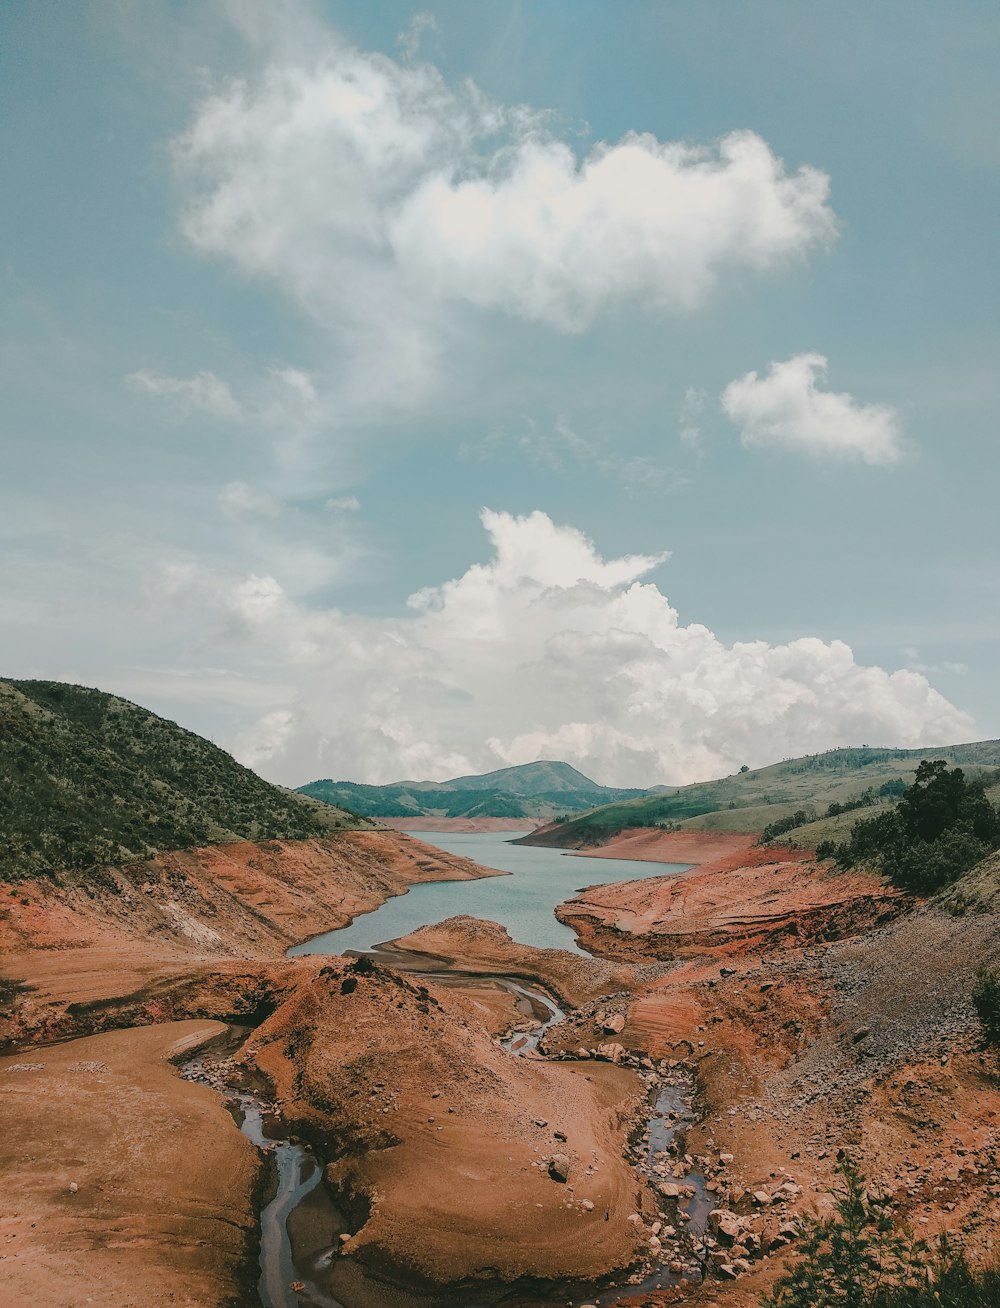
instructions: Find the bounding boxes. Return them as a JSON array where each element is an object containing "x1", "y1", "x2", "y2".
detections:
[{"x1": 762, "y1": 1155, "x2": 996, "y2": 1308}]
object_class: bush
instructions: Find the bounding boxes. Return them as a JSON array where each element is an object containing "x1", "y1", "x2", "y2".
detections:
[
  {"x1": 972, "y1": 966, "x2": 1000, "y2": 1045},
  {"x1": 834, "y1": 761, "x2": 1000, "y2": 893},
  {"x1": 763, "y1": 1156, "x2": 996, "y2": 1308},
  {"x1": 763, "y1": 1155, "x2": 927, "y2": 1308}
]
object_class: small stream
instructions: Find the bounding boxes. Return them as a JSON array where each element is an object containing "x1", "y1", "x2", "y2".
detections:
[
  {"x1": 184, "y1": 829, "x2": 711, "y2": 1305},
  {"x1": 184, "y1": 974, "x2": 713, "y2": 1308}
]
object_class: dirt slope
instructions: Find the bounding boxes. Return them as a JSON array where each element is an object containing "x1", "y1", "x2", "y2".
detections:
[{"x1": 0, "y1": 1021, "x2": 258, "y2": 1308}]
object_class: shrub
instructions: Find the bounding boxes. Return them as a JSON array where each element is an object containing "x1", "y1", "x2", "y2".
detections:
[
  {"x1": 763, "y1": 1155, "x2": 928, "y2": 1308},
  {"x1": 972, "y1": 966, "x2": 1000, "y2": 1045}
]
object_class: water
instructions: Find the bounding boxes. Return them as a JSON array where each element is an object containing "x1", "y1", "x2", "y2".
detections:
[{"x1": 289, "y1": 830, "x2": 691, "y2": 957}]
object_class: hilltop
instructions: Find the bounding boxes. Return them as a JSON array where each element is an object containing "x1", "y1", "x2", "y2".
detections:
[
  {"x1": 0, "y1": 678, "x2": 365, "y2": 880},
  {"x1": 520, "y1": 740, "x2": 1000, "y2": 850},
  {"x1": 298, "y1": 758, "x2": 657, "y2": 820}
]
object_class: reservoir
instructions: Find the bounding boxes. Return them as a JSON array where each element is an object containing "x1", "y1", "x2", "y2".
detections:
[{"x1": 290, "y1": 828, "x2": 691, "y2": 957}]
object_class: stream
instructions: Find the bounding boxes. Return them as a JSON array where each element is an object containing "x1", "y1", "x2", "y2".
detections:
[{"x1": 185, "y1": 829, "x2": 712, "y2": 1306}]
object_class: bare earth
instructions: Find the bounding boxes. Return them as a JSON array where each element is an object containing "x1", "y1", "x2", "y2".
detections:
[
  {"x1": 2, "y1": 825, "x2": 998, "y2": 1306},
  {"x1": 0, "y1": 1020, "x2": 258, "y2": 1308},
  {"x1": 379, "y1": 817, "x2": 539, "y2": 833}
]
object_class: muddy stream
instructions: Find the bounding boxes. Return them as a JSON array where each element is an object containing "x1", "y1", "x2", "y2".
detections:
[{"x1": 183, "y1": 968, "x2": 713, "y2": 1308}]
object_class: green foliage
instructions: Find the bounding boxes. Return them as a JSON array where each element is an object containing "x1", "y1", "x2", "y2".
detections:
[
  {"x1": 763, "y1": 1157, "x2": 990, "y2": 1308},
  {"x1": 759, "y1": 809, "x2": 814, "y2": 844},
  {"x1": 873, "y1": 1236, "x2": 1000, "y2": 1308},
  {"x1": 0, "y1": 679, "x2": 363, "y2": 882},
  {"x1": 972, "y1": 966, "x2": 1000, "y2": 1045},
  {"x1": 837, "y1": 761, "x2": 1000, "y2": 893}
]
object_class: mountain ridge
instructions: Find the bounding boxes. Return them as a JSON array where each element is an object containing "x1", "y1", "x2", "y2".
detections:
[{"x1": 297, "y1": 759, "x2": 658, "y2": 820}]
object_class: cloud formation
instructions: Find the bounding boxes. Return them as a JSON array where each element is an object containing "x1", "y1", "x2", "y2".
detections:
[
  {"x1": 154, "y1": 510, "x2": 972, "y2": 788},
  {"x1": 172, "y1": 21, "x2": 836, "y2": 407},
  {"x1": 722, "y1": 353, "x2": 903, "y2": 464},
  {"x1": 126, "y1": 368, "x2": 243, "y2": 419}
]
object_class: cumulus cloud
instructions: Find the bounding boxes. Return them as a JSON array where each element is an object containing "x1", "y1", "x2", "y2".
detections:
[
  {"x1": 155, "y1": 509, "x2": 973, "y2": 787},
  {"x1": 722, "y1": 353, "x2": 904, "y2": 464},
  {"x1": 126, "y1": 368, "x2": 243, "y2": 419},
  {"x1": 172, "y1": 17, "x2": 836, "y2": 405}
]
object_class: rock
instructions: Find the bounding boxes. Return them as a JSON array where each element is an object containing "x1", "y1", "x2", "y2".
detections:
[
  {"x1": 851, "y1": 1026, "x2": 871, "y2": 1044},
  {"x1": 659, "y1": 1181, "x2": 683, "y2": 1198},
  {"x1": 533, "y1": 1118, "x2": 548, "y2": 1127},
  {"x1": 753, "y1": 1189, "x2": 773, "y2": 1206},
  {"x1": 717, "y1": 1263, "x2": 738, "y2": 1278},
  {"x1": 708, "y1": 1209, "x2": 742, "y2": 1240},
  {"x1": 580, "y1": 1199, "x2": 594, "y2": 1211},
  {"x1": 554, "y1": 1129, "x2": 567, "y2": 1142},
  {"x1": 720, "y1": 966, "x2": 738, "y2": 976},
  {"x1": 719, "y1": 1152, "x2": 734, "y2": 1165},
  {"x1": 595, "y1": 1042, "x2": 626, "y2": 1063},
  {"x1": 548, "y1": 1153, "x2": 571, "y2": 1183},
  {"x1": 68, "y1": 1181, "x2": 79, "y2": 1195},
  {"x1": 602, "y1": 1013, "x2": 626, "y2": 1034}
]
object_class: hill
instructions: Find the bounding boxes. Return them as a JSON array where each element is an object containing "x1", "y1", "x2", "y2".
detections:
[
  {"x1": 0, "y1": 678, "x2": 365, "y2": 881},
  {"x1": 297, "y1": 759, "x2": 655, "y2": 820},
  {"x1": 520, "y1": 741, "x2": 1000, "y2": 850}
]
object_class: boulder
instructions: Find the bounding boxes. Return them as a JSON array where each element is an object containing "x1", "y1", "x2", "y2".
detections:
[{"x1": 548, "y1": 1152, "x2": 571, "y2": 1183}]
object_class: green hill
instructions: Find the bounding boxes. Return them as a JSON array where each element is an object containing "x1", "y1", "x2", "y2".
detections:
[
  {"x1": 297, "y1": 759, "x2": 655, "y2": 820},
  {"x1": 0, "y1": 679, "x2": 365, "y2": 881},
  {"x1": 520, "y1": 742, "x2": 1000, "y2": 849}
]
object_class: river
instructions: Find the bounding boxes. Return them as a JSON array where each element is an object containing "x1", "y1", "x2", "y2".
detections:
[
  {"x1": 189, "y1": 829, "x2": 706, "y2": 1306},
  {"x1": 289, "y1": 828, "x2": 691, "y2": 957}
]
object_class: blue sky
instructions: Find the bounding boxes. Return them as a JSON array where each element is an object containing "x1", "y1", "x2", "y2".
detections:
[{"x1": 2, "y1": 1, "x2": 998, "y2": 786}]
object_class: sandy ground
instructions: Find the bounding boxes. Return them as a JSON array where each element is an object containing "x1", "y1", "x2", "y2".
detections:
[
  {"x1": 240, "y1": 956, "x2": 650, "y2": 1289},
  {"x1": 1, "y1": 830, "x2": 500, "y2": 1048},
  {"x1": 0, "y1": 1020, "x2": 258, "y2": 1308},
  {"x1": 557, "y1": 846, "x2": 900, "y2": 961},
  {"x1": 567, "y1": 829, "x2": 760, "y2": 865}
]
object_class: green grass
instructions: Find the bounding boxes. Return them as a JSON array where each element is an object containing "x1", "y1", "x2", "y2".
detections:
[
  {"x1": 0, "y1": 678, "x2": 366, "y2": 882},
  {"x1": 530, "y1": 743, "x2": 1000, "y2": 847}
]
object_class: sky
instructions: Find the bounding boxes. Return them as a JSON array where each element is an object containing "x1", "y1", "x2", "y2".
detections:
[{"x1": 2, "y1": 0, "x2": 998, "y2": 788}]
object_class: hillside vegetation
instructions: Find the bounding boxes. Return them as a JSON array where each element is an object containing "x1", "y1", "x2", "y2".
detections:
[
  {"x1": 298, "y1": 759, "x2": 656, "y2": 820},
  {"x1": 0, "y1": 679, "x2": 364, "y2": 881},
  {"x1": 525, "y1": 742, "x2": 1000, "y2": 849}
]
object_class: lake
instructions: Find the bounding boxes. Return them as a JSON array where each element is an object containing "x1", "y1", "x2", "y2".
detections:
[{"x1": 290, "y1": 829, "x2": 691, "y2": 957}]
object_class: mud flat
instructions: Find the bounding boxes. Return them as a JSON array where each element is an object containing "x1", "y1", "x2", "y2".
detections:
[{"x1": 0, "y1": 1020, "x2": 259, "y2": 1308}]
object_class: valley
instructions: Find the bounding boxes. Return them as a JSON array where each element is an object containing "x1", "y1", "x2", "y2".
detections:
[{"x1": 2, "y1": 682, "x2": 999, "y2": 1307}]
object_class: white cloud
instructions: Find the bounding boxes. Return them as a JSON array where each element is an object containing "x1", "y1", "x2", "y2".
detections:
[
  {"x1": 325, "y1": 495, "x2": 361, "y2": 512},
  {"x1": 155, "y1": 509, "x2": 973, "y2": 787},
  {"x1": 218, "y1": 480, "x2": 281, "y2": 518},
  {"x1": 678, "y1": 386, "x2": 707, "y2": 451},
  {"x1": 172, "y1": 19, "x2": 836, "y2": 406},
  {"x1": 721, "y1": 353, "x2": 904, "y2": 464},
  {"x1": 126, "y1": 368, "x2": 243, "y2": 419}
]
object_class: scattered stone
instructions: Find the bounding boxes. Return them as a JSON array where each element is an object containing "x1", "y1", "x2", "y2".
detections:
[{"x1": 548, "y1": 1153, "x2": 571, "y2": 1183}]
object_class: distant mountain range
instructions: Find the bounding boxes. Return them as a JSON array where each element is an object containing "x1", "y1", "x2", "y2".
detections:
[
  {"x1": 297, "y1": 759, "x2": 665, "y2": 820},
  {"x1": 0, "y1": 679, "x2": 365, "y2": 881}
]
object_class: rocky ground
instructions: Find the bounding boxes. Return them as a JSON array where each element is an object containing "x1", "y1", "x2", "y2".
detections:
[{"x1": 1, "y1": 827, "x2": 997, "y2": 1307}]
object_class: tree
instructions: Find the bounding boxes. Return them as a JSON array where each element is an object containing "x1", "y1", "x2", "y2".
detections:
[
  {"x1": 972, "y1": 967, "x2": 1000, "y2": 1045},
  {"x1": 763, "y1": 1155, "x2": 928, "y2": 1308}
]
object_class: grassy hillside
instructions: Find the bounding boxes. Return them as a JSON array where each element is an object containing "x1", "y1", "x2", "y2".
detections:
[
  {"x1": 0, "y1": 679, "x2": 365, "y2": 881},
  {"x1": 523, "y1": 742, "x2": 1000, "y2": 848},
  {"x1": 298, "y1": 759, "x2": 653, "y2": 820}
]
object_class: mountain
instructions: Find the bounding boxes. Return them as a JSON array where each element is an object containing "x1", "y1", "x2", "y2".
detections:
[
  {"x1": 297, "y1": 759, "x2": 657, "y2": 820},
  {"x1": 0, "y1": 679, "x2": 365, "y2": 881},
  {"x1": 520, "y1": 741, "x2": 1000, "y2": 849}
]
